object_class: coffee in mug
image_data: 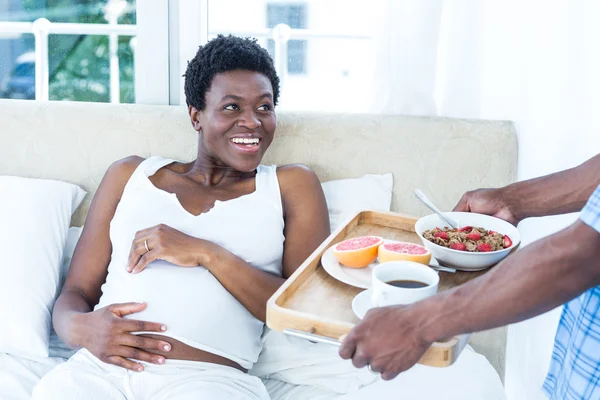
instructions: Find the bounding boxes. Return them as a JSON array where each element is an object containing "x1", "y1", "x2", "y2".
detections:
[
  {"x1": 385, "y1": 279, "x2": 428, "y2": 289},
  {"x1": 371, "y1": 261, "x2": 439, "y2": 307}
]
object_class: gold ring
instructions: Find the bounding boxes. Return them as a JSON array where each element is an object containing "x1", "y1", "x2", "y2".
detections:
[{"x1": 144, "y1": 240, "x2": 150, "y2": 253}]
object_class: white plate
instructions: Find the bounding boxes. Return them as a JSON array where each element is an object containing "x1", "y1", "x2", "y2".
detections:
[
  {"x1": 352, "y1": 289, "x2": 373, "y2": 319},
  {"x1": 321, "y1": 240, "x2": 439, "y2": 289}
]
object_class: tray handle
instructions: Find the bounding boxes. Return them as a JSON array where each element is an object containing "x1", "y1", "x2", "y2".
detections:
[{"x1": 283, "y1": 328, "x2": 343, "y2": 347}]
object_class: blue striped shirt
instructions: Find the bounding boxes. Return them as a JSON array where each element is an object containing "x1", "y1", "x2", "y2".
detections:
[{"x1": 543, "y1": 184, "x2": 600, "y2": 400}]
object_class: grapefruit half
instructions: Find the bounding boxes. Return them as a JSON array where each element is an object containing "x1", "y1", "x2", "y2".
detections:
[
  {"x1": 378, "y1": 242, "x2": 432, "y2": 265},
  {"x1": 332, "y1": 236, "x2": 384, "y2": 268}
]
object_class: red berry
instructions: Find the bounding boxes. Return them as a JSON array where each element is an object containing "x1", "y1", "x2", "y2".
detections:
[
  {"x1": 458, "y1": 226, "x2": 473, "y2": 232},
  {"x1": 477, "y1": 243, "x2": 493, "y2": 252},
  {"x1": 450, "y1": 242, "x2": 467, "y2": 251},
  {"x1": 434, "y1": 231, "x2": 450, "y2": 240},
  {"x1": 489, "y1": 230, "x2": 496, "y2": 235},
  {"x1": 503, "y1": 235, "x2": 513, "y2": 248},
  {"x1": 466, "y1": 232, "x2": 481, "y2": 241}
]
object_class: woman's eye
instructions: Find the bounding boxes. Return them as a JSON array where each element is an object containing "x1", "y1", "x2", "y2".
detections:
[
  {"x1": 224, "y1": 104, "x2": 239, "y2": 111},
  {"x1": 258, "y1": 104, "x2": 272, "y2": 111}
]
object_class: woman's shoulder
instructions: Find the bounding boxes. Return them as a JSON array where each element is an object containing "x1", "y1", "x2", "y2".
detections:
[
  {"x1": 275, "y1": 163, "x2": 319, "y2": 183},
  {"x1": 275, "y1": 163, "x2": 324, "y2": 205},
  {"x1": 96, "y1": 155, "x2": 148, "y2": 197},
  {"x1": 106, "y1": 155, "x2": 146, "y2": 179}
]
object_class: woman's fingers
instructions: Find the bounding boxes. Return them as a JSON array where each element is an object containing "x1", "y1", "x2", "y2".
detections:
[
  {"x1": 105, "y1": 355, "x2": 145, "y2": 372},
  {"x1": 118, "y1": 334, "x2": 171, "y2": 353},
  {"x1": 108, "y1": 301, "x2": 147, "y2": 317},
  {"x1": 128, "y1": 239, "x2": 151, "y2": 272},
  {"x1": 131, "y1": 250, "x2": 158, "y2": 274},
  {"x1": 120, "y1": 317, "x2": 167, "y2": 334},
  {"x1": 114, "y1": 344, "x2": 166, "y2": 365}
]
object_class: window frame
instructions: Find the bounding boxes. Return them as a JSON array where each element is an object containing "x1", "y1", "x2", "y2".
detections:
[{"x1": 135, "y1": 0, "x2": 171, "y2": 104}]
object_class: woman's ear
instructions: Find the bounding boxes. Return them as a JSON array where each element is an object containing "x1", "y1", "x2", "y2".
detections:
[{"x1": 188, "y1": 106, "x2": 203, "y2": 132}]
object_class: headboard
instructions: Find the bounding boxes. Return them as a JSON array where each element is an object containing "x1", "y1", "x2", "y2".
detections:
[{"x1": 0, "y1": 99, "x2": 518, "y2": 379}]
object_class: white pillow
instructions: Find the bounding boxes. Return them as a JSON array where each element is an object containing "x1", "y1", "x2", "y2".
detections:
[
  {"x1": 49, "y1": 226, "x2": 83, "y2": 359},
  {"x1": 322, "y1": 173, "x2": 393, "y2": 232},
  {"x1": 0, "y1": 176, "x2": 85, "y2": 359},
  {"x1": 58, "y1": 226, "x2": 83, "y2": 290}
]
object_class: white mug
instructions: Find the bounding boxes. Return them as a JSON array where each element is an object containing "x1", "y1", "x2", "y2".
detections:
[{"x1": 371, "y1": 261, "x2": 439, "y2": 307}]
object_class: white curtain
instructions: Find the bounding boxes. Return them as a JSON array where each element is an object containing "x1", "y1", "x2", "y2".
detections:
[
  {"x1": 372, "y1": 1, "x2": 600, "y2": 399},
  {"x1": 369, "y1": 0, "x2": 443, "y2": 116},
  {"x1": 436, "y1": 0, "x2": 600, "y2": 180}
]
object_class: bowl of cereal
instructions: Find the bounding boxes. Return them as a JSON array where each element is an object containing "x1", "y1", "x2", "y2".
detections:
[{"x1": 415, "y1": 212, "x2": 520, "y2": 271}]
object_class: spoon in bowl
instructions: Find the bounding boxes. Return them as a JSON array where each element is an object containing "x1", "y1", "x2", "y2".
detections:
[{"x1": 414, "y1": 189, "x2": 459, "y2": 229}]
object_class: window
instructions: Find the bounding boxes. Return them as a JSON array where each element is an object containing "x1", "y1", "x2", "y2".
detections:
[
  {"x1": 0, "y1": 0, "x2": 137, "y2": 103},
  {"x1": 0, "y1": 34, "x2": 34, "y2": 100},
  {"x1": 1, "y1": 1, "x2": 377, "y2": 109},
  {"x1": 266, "y1": 4, "x2": 306, "y2": 74},
  {"x1": 205, "y1": 0, "x2": 375, "y2": 112}
]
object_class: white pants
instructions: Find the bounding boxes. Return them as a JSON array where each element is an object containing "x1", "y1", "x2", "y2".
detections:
[{"x1": 32, "y1": 349, "x2": 270, "y2": 400}]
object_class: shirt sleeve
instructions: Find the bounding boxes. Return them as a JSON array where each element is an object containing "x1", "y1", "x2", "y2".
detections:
[{"x1": 580, "y1": 184, "x2": 600, "y2": 233}]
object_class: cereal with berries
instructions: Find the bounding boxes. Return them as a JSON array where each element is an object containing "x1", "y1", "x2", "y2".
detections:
[{"x1": 423, "y1": 226, "x2": 512, "y2": 252}]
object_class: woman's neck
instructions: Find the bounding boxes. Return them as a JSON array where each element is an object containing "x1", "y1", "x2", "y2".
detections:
[{"x1": 181, "y1": 155, "x2": 254, "y2": 187}]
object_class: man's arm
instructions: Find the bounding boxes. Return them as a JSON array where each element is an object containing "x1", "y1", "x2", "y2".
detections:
[
  {"x1": 455, "y1": 154, "x2": 600, "y2": 224},
  {"x1": 339, "y1": 218, "x2": 600, "y2": 380},
  {"x1": 505, "y1": 154, "x2": 600, "y2": 221},
  {"x1": 423, "y1": 219, "x2": 600, "y2": 341}
]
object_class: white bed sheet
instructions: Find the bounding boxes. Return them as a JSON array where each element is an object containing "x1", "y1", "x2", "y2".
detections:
[
  {"x1": 261, "y1": 346, "x2": 506, "y2": 400},
  {"x1": 337, "y1": 347, "x2": 506, "y2": 400},
  {"x1": 0, "y1": 353, "x2": 63, "y2": 400},
  {"x1": 3, "y1": 334, "x2": 506, "y2": 400}
]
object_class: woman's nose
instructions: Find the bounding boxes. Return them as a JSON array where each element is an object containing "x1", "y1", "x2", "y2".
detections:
[{"x1": 237, "y1": 110, "x2": 261, "y2": 129}]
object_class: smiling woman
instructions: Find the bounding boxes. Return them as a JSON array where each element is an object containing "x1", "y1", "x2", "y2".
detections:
[
  {"x1": 189, "y1": 69, "x2": 277, "y2": 172},
  {"x1": 32, "y1": 35, "x2": 330, "y2": 400}
]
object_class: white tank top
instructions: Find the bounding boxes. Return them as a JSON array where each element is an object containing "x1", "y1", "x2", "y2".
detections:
[{"x1": 95, "y1": 156, "x2": 285, "y2": 369}]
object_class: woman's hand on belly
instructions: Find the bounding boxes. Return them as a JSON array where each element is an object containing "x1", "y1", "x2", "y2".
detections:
[
  {"x1": 74, "y1": 301, "x2": 173, "y2": 372},
  {"x1": 127, "y1": 224, "x2": 212, "y2": 274}
]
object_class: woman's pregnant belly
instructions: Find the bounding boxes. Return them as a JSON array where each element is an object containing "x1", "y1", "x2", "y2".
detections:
[{"x1": 96, "y1": 259, "x2": 264, "y2": 370}]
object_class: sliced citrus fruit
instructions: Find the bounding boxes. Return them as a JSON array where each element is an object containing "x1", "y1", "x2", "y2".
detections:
[
  {"x1": 332, "y1": 236, "x2": 384, "y2": 268},
  {"x1": 377, "y1": 242, "x2": 432, "y2": 265}
]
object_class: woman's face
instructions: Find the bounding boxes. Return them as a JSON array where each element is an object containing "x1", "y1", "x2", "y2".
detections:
[{"x1": 190, "y1": 70, "x2": 277, "y2": 173}]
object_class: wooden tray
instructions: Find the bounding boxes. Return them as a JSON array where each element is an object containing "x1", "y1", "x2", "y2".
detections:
[{"x1": 266, "y1": 210, "x2": 488, "y2": 367}]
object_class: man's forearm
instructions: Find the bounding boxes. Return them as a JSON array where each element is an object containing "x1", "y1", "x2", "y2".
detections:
[
  {"x1": 420, "y1": 220, "x2": 600, "y2": 343},
  {"x1": 503, "y1": 154, "x2": 600, "y2": 221}
]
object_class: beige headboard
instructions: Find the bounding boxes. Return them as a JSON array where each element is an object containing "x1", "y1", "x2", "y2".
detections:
[
  {"x1": 0, "y1": 100, "x2": 517, "y2": 225},
  {"x1": 0, "y1": 99, "x2": 517, "y2": 379}
]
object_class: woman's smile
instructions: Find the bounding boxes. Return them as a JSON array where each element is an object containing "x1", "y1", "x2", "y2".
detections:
[{"x1": 229, "y1": 135, "x2": 262, "y2": 154}]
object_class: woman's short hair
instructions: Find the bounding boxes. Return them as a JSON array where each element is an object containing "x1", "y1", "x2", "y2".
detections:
[{"x1": 184, "y1": 35, "x2": 280, "y2": 110}]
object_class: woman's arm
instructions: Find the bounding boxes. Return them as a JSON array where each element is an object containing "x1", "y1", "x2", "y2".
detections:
[
  {"x1": 129, "y1": 164, "x2": 330, "y2": 322},
  {"x1": 198, "y1": 165, "x2": 329, "y2": 322},
  {"x1": 202, "y1": 164, "x2": 330, "y2": 321},
  {"x1": 53, "y1": 156, "x2": 141, "y2": 344},
  {"x1": 54, "y1": 156, "x2": 169, "y2": 371}
]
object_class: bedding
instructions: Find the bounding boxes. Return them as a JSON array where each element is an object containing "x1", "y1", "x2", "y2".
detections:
[
  {"x1": 322, "y1": 173, "x2": 393, "y2": 231},
  {"x1": 1, "y1": 177, "x2": 506, "y2": 399},
  {"x1": 0, "y1": 354, "x2": 63, "y2": 400},
  {"x1": 0, "y1": 177, "x2": 85, "y2": 358}
]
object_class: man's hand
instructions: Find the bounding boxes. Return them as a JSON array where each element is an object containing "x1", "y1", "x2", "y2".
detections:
[
  {"x1": 453, "y1": 188, "x2": 519, "y2": 225},
  {"x1": 338, "y1": 304, "x2": 434, "y2": 380}
]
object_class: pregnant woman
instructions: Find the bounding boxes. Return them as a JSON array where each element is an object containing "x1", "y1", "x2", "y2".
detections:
[{"x1": 33, "y1": 35, "x2": 329, "y2": 400}]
